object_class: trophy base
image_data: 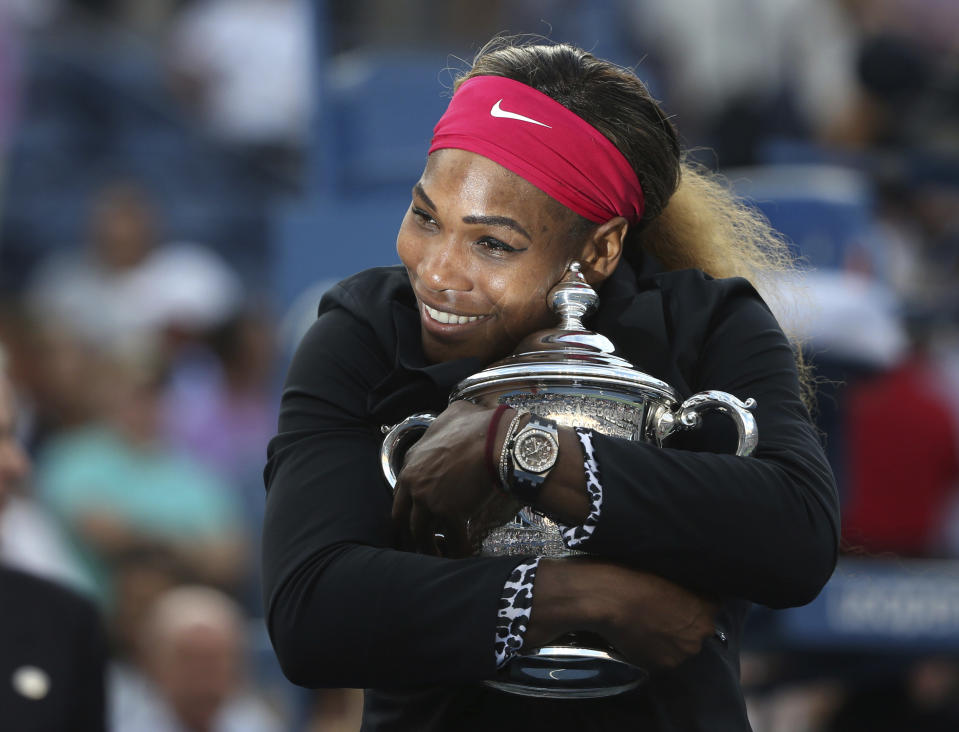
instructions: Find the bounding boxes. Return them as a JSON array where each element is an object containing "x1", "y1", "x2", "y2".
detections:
[{"x1": 483, "y1": 639, "x2": 648, "y2": 699}]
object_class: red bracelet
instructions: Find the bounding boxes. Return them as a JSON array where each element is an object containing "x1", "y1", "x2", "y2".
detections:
[{"x1": 484, "y1": 404, "x2": 511, "y2": 490}]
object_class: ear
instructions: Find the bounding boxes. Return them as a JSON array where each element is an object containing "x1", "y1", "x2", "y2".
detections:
[{"x1": 576, "y1": 216, "x2": 627, "y2": 286}]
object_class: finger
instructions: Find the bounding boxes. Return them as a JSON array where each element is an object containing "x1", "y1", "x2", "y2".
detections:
[
  {"x1": 410, "y1": 503, "x2": 437, "y2": 555},
  {"x1": 400, "y1": 439, "x2": 420, "y2": 469},
  {"x1": 392, "y1": 481, "x2": 414, "y2": 550}
]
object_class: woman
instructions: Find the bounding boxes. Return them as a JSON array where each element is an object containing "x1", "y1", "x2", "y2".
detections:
[{"x1": 262, "y1": 39, "x2": 839, "y2": 730}]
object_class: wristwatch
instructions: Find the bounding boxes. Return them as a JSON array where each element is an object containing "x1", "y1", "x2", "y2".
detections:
[{"x1": 507, "y1": 415, "x2": 560, "y2": 504}]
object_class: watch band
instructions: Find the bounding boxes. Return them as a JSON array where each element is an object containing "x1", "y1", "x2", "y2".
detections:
[
  {"x1": 497, "y1": 410, "x2": 528, "y2": 492},
  {"x1": 507, "y1": 415, "x2": 559, "y2": 505}
]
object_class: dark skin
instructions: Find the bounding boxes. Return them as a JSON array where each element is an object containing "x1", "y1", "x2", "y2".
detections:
[{"x1": 392, "y1": 149, "x2": 717, "y2": 670}]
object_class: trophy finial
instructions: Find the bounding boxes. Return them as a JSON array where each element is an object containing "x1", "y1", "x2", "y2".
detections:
[{"x1": 549, "y1": 261, "x2": 598, "y2": 331}]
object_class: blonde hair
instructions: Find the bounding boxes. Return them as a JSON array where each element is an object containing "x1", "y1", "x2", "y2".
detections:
[
  {"x1": 640, "y1": 162, "x2": 814, "y2": 405},
  {"x1": 638, "y1": 160, "x2": 797, "y2": 293}
]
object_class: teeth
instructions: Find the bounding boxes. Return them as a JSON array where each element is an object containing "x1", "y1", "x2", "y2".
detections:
[{"x1": 424, "y1": 303, "x2": 483, "y2": 325}]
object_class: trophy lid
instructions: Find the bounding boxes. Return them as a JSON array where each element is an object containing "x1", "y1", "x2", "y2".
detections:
[{"x1": 452, "y1": 263, "x2": 678, "y2": 403}]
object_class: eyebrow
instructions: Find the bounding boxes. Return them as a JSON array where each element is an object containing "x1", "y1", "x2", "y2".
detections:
[
  {"x1": 413, "y1": 183, "x2": 438, "y2": 212},
  {"x1": 461, "y1": 214, "x2": 532, "y2": 242},
  {"x1": 413, "y1": 183, "x2": 533, "y2": 242}
]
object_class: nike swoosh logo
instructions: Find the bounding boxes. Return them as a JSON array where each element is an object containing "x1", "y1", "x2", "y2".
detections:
[{"x1": 490, "y1": 99, "x2": 552, "y2": 128}]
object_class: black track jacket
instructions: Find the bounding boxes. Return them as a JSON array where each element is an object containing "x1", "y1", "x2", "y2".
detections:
[{"x1": 262, "y1": 254, "x2": 839, "y2": 731}]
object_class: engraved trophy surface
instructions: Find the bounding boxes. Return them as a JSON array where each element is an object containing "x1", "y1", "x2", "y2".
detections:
[{"x1": 381, "y1": 262, "x2": 758, "y2": 698}]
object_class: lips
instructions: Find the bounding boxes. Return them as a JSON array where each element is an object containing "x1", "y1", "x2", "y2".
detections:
[
  {"x1": 422, "y1": 302, "x2": 485, "y2": 324},
  {"x1": 418, "y1": 299, "x2": 492, "y2": 338}
]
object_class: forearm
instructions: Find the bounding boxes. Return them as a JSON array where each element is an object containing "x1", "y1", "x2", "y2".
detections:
[
  {"x1": 580, "y1": 432, "x2": 839, "y2": 608},
  {"x1": 524, "y1": 558, "x2": 720, "y2": 671},
  {"x1": 267, "y1": 542, "x2": 525, "y2": 689},
  {"x1": 522, "y1": 558, "x2": 608, "y2": 648},
  {"x1": 491, "y1": 408, "x2": 836, "y2": 609}
]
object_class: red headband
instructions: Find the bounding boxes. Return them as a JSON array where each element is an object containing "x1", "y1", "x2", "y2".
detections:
[{"x1": 429, "y1": 75, "x2": 645, "y2": 225}]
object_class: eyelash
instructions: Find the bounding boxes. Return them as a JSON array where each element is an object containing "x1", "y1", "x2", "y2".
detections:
[
  {"x1": 411, "y1": 206, "x2": 524, "y2": 254},
  {"x1": 411, "y1": 207, "x2": 437, "y2": 228},
  {"x1": 477, "y1": 237, "x2": 520, "y2": 253}
]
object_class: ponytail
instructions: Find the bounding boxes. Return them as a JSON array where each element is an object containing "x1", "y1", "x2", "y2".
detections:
[
  {"x1": 634, "y1": 160, "x2": 814, "y2": 408},
  {"x1": 633, "y1": 160, "x2": 796, "y2": 290}
]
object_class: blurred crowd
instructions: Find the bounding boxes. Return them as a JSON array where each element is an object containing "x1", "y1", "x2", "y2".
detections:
[{"x1": 0, "y1": 1, "x2": 958, "y2": 731}]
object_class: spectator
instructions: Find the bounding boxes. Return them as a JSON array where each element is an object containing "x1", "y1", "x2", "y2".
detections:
[
  {"x1": 111, "y1": 584, "x2": 282, "y2": 732},
  {"x1": 626, "y1": 0, "x2": 862, "y2": 164},
  {"x1": 27, "y1": 180, "x2": 242, "y2": 350},
  {"x1": 0, "y1": 327, "x2": 90, "y2": 587},
  {"x1": 164, "y1": 308, "x2": 277, "y2": 486},
  {"x1": 20, "y1": 321, "x2": 103, "y2": 453},
  {"x1": 162, "y1": 307, "x2": 279, "y2": 613},
  {"x1": 843, "y1": 332, "x2": 959, "y2": 556},
  {"x1": 0, "y1": 340, "x2": 108, "y2": 730},
  {"x1": 36, "y1": 336, "x2": 246, "y2": 607},
  {"x1": 166, "y1": 0, "x2": 315, "y2": 188}
]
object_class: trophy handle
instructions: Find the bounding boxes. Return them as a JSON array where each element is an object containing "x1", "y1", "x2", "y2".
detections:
[
  {"x1": 654, "y1": 391, "x2": 758, "y2": 457},
  {"x1": 380, "y1": 413, "x2": 437, "y2": 490}
]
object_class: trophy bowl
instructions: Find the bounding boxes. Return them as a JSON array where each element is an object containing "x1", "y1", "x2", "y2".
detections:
[{"x1": 381, "y1": 263, "x2": 757, "y2": 698}]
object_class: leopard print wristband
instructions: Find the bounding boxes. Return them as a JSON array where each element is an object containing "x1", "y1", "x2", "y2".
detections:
[
  {"x1": 493, "y1": 429, "x2": 602, "y2": 667},
  {"x1": 493, "y1": 558, "x2": 540, "y2": 668},
  {"x1": 558, "y1": 428, "x2": 603, "y2": 548}
]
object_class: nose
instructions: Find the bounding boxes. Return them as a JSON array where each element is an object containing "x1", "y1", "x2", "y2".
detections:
[{"x1": 418, "y1": 239, "x2": 472, "y2": 293}]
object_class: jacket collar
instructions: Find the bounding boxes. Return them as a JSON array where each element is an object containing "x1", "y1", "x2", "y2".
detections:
[
  {"x1": 366, "y1": 298, "x2": 480, "y2": 421},
  {"x1": 595, "y1": 254, "x2": 692, "y2": 396}
]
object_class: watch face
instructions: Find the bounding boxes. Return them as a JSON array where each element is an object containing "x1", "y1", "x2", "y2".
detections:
[{"x1": 513, "y1": 429, "x2": 559, "y2": 473}]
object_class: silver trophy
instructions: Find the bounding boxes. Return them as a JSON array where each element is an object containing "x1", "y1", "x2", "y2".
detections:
[{"x1": 381, "y1": 262, "x2": 758, "y2": 698}]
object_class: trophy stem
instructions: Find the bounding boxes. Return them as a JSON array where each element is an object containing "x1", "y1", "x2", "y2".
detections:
[{"x1": 549, "y1": 262, "x2": 598, "y2": 332}]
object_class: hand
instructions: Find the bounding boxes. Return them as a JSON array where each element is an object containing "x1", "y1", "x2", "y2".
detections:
[
  {"x1": 527, "y1": 560, "x2": 719, "y2": 671},
  {"x1": 599, "y1": 566, "x2": 719, "y2": 670},
  {"x1": 392, "y1": 400, "x2": 508, "y2": 557}
]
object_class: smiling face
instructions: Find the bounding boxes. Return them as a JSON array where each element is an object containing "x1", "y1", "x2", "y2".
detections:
[{"x1": 397, "y1": 149, "x2": 606, "y2": 365}]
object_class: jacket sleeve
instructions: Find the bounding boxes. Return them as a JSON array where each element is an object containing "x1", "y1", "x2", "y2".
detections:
[
  {"x1": 262, "y1": 308, "x2": 525, "y2": 689},
  {"x1": 569, "y1": 285, "x2": 840, "y2": 609}
]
